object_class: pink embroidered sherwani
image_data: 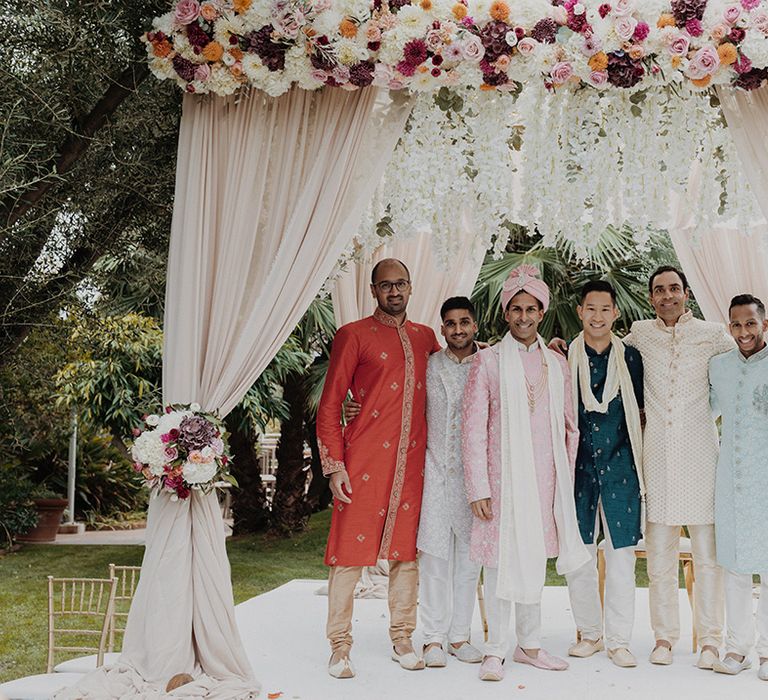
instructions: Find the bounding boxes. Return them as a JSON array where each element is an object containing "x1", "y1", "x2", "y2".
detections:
[{"x1": 461, "y1": 342, "x2": 579, "y2": 567}]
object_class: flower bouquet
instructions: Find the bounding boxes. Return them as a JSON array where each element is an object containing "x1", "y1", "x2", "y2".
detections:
[{"x1": 130, "y1": 403, "x2": 236, "y2": 500}]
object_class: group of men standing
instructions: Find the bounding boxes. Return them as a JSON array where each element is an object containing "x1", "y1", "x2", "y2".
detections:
[{"x1": 316, "y1": 257, "x2": 768, "y2": 683}]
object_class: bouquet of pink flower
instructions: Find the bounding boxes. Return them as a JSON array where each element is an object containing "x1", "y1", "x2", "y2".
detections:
[{"x1": 130, "y1": 403, "x2": 236, "y2": 500}]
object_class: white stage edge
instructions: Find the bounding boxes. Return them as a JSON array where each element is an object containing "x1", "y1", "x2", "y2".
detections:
[{"x1": 237, "y1": 580, "x2": 765, "y2": 700}]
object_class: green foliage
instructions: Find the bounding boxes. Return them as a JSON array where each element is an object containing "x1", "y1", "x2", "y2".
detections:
[
  {"x1": 0, "y1": 467, "x2": 38, "y2": 548},
  {"x1": 472, "y1": 226, "x2": 679, "y2": 342}
]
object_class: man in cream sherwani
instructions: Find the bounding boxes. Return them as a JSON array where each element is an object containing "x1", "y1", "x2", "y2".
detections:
[
  {"x1": 417, "y1": 296, "x2": 483, "y2": 668},
  {"x1": 624, "y1": 266, "x2": 734, "y2": 668}
]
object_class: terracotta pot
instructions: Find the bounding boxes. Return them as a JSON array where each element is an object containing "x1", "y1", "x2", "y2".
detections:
[{"x1": 16, "y1": 498, "x2": 69, "y2": 543}]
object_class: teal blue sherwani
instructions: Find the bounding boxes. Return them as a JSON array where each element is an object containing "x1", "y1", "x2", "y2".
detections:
[
  {"x1": 709, "y1": 344, "x2": 768, "y2": 573},
  {"x1": 573, "y1": 343, "x2": 644, "y2": 549}
]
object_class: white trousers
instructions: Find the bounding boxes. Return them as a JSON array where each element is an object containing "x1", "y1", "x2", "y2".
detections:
[
  {"x1": 724, "y1": 569, "x2": 768, "y2": 658},
  {"x1": 565, "y1": 505, "x2": 636, "y2": 649},
  {"x1": 483, "y1": 566, "x2": 541, "y2": 658},
  {"x1": 419, "y1": 534, "x2": 481, "y2": 646},
  {"x1": 646, "y1": 522, "x2": 723, "y2": 648}
]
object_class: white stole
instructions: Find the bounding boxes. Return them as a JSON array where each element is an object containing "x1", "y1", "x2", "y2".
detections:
[
  {"x1": 497, "y1": 334, "x2": 590, "y2": 604},
  {"x1": 568, "y1": 333, "x2": 646, "y2": 503}
]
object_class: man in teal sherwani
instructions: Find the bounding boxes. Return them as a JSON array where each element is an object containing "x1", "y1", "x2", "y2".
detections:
[
  {"x1": 565, "y1": 280, "x2": 645, "y2": 669},
  {"x1": 709, "y1": 293, "x2": 768, "y2": 682}
]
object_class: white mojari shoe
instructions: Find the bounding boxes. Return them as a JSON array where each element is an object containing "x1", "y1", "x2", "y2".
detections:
[
  {"x1": 328, "y1": 654, "x2": 355, "y2": 679},
  {"x1": 713, "y1": 655, "x2": 751, "y2": 675},
  {"x1": 391, "y1": 647, "x2": 425, "y2": 670},
  {"x1": 448, "y1": 641, "x2": 483, "y2": 664},
  {"x1": 423, "y1": 644, "x2": 447, "y2": 668},
  {"x1": 568, "y1": 637, "x2": 604, "y2": 658},
  {"x1": 697, "y1": 648, "x2": 719, "y2": 670},
  {"x1": 608, "y1": 647, "x2": 637, "y2": 668},
  {"x1": 758, "y1": 659, "x2": 768, "y2": 680}
]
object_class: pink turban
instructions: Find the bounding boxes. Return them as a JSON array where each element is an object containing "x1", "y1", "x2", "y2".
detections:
[{"x1": 500, "y1": 264, "x2": 550, "y2": 312}]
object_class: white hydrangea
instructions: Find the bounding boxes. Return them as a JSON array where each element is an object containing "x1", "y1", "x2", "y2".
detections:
[
  {"x1": 741, "y1": 32, "x2": 768, "y2": 67},
  {"x1": 156, "y1": 410, "x2": 192, "y2": 435},
  {"x1": 132, "y1": 431, "x2": 167, "y2": 475},
  {"x1": 182, "y1": 458, "x2": 218, "y2": 485}
]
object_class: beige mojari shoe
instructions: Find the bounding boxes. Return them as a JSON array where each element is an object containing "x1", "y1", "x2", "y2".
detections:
[
  {"x1": 649, "y1": 644, "x2": 673, "y2": 665},
  {"x1": 697, "y1": 648, "x2": 719, "y2": 670},
  {"x1": 568, "y1": 637, "x2": 605, "y2": 658},
  {"x1": 391, "y1": 647, "x2": 425, "y2": 670},
  {"x1": 608, "y1": 647, "x2": 638, "y2": 668},
  {"x1": 328, "y1": 654, "x2": 355, "y2": 679}
]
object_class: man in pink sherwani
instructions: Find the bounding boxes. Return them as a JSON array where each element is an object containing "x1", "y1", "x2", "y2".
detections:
[{"x1": 462, "y1": 265, "x2": 590, "y2": 682}]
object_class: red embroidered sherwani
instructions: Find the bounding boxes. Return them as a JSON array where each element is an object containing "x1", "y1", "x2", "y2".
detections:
[{"x1": 317, "y1": 307, "x2": 441, "y2": 566}]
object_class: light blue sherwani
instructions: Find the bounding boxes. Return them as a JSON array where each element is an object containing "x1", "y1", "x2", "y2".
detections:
[{"x1": 709, "y1": 344, "x2": 768, "y2": 573}]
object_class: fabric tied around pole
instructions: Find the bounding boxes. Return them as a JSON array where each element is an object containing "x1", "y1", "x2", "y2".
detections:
[{"x1": 55, "y1": 85, "x2": 414, "y2": 698}]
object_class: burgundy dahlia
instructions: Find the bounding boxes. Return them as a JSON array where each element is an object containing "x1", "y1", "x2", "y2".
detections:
[
  {"x1": 670, "y1": 0, "x2": 707, "y2": 27},
  {"x1": 598, "y1": 3, "x2": 611, "y2": 18},
  {"x1": 349, "y1": 61, "x2": 375, "y2": 87},
  {"x1": 530, "y1": 17, "x2": 558, "y2": 43},
  {"x1": 483, "y1": 71, "x2": 509, "y2": 87},
  {"x1": 403, "y1": 39, "x2": 428, "y2": 66},
  {"x1": 187, "y1": 22, "x2": 211, "y2": 49},
  {"x1": 172, "y1": 55, "x2": 196, "y2": 82},
  {"x1": 480, "y1": 20, "x2": 512, "y2": 61},
  {"x1": 245, "y1": 25, "x2": 287, "y2": 71},
  {"x1": 388, "y1": 0, "x2": 411, "y2": 11},
  {"x1": 729, "y1": 27, "x2": 746, "y2": 43},
  {"x1": 734, "y1": 67, "x2": 768, "y2": 90},
  {"x1": 606, "y1": 51, "x2": 644, "y2": 88},
  {"x1": 310, "y1": 49, "x2": 336, "y2": 71},
  {"x1": 567, "y1": 10, "x2": 588, "y2": 33}
]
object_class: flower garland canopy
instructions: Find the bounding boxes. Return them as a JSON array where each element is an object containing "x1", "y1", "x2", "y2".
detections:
[{"x1": 144, "y1": 0, "x2": 768, "y2": 96}]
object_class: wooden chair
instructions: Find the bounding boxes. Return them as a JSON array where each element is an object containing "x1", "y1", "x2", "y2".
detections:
[
  {"x1": 47, "y1": 576, "x2": 117, "y2": 673},
  {"x1": 107, "y1": 564, "x2": 141, "y2": 653},
  {"x1": 597, "y1": 527, "x2": 696, "y2": 651},
  {"x1": 476, "y1": 571, "x2": 489, "y2": 642}
]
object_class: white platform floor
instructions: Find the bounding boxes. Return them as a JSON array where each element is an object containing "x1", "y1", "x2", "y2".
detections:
[{"x1": 238, "y1": 580, "x2": 766, "y2": 700}]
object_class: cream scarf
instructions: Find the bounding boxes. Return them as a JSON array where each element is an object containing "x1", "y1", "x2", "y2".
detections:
[
  {"x1": 497, "y1": 334, "x2": 590, "y2": 604},
  {"x1": 568, "y1": 332, "x2": 645, "y2": 501}
]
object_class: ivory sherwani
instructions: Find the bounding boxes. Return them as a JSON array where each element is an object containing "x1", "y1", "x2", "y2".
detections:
[{"x1": 625, "y1": 312, "x2": 734, "y2": 524}]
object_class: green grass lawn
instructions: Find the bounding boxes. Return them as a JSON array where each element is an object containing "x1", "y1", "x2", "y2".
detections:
[{"x1": 0, "y1": 508, "x2": 657, "y2": 683}]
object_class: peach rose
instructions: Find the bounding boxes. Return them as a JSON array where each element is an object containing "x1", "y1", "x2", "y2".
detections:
[
  {"x1": 200, "y1": 2, "x2": 219, "y2": 21},
  {"x1": 628, "y1": 45, "x2": 645, "y2": 60}
]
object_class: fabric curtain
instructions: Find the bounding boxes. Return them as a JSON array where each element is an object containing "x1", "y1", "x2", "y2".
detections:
[
  {"x1": 718, "y1": 84, "x2": 768, "y2": 225},
  {"x1": 56, "y1": 86, "x2": 412, "y2": 699},
  {"x1": 332, "y1": 207, "x2": 485, "y2": 337},
  {"x1": 669, "y1": 161, "x2": 768, "y2": 325}
]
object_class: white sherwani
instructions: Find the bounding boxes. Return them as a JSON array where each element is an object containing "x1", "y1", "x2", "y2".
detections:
[
  {"x1": 417, "y1": 347, "x2": 480, "y2": 648},
  {"x1": 417, "y1": 349, "x2": 474, "y2": 557},
  {"x1": 625, "y1": 311, "x2": 733, "y2": 525}
]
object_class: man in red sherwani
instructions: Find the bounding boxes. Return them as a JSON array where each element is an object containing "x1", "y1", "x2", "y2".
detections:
[{"x1": 317, "y1": 258, "x2": 441, "y2": 679}]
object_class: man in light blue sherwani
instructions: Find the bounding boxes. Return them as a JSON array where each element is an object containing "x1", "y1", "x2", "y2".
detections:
[{"x1": 709, "y1": 294, "x2": 768, "y2": 682}]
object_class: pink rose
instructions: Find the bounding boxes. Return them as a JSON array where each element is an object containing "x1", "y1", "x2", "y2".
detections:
[
  {"x1": 517, "y1": 37, "x2": 538, "y2": 55},
  {"x1": 461, "y1": 34, "x2": 485, "y2": 62},
  {"x1": 711, "y1": 23, "x2": 729, "y2": 40},
  {"x1": 742, "y1": 0, "x2": 760, "y2": 8},
  {"x1": 668, "y1": 32, "x2": 690, "y2": 55},
  {"x1": 275, "y1": 10, "x2": 304, "y2": 39},
  {"x1": 687, "y1": 45, "x2": 721, "y2": 78},
  {"x1": 552, "y1": 5, "x2": 568, "y2": 24},
  {"x1": 174, "y1": 0, "x2": 200, "y2": 25},
  {"x1": 581, "y1": 35, "x2": 602, "y2": 55},
  {"x1": 311, "y1": 68, "x2": 328, "y2": 83},
  {"x1": 365, "y1": 24, "x2": 382, "y2": 42},
  {"x1": 588, "y1": 70, "x2": 608, "y2": 86},
  {"x1": 753, "y1": 12, "x2": 768, "y2": 33},
  {"x1": 723, "y1": 4, "x2": 742, "y2": 24},
  {"x1": 550, "y1": 61, "x2": 573, "y2": 84},
  {"x1": 200, "y1": 2, "x2": 219, "y2": 21},
  {"x1": 614, "y1": 15, "x2": 638, "y2": 41},
  {"x1": 425, "y1": 28, "x2": 443, "y2": 51},
  {"x1": 194, "y1": 63, "x2": 211, "y2": 81},
  {"x1": 612, "y1": 0, "x2": 634, "y2": 16},
  {"x1": 164, "y1": 446, "x2": 179, "y2": 461}
]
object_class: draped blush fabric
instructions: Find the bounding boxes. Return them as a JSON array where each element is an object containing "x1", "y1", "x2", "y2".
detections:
[
  {"x1": 718, "y1": 84, "x2": 768, "y2": 225},
  {"x1": 332, "y1": 208, "x2": 485, "y2": 337},
  {"x1": 56, "y1": 87, "x2": 412, "y2": 699},
  {"x1": 669, "y1": 162, "x2": 768, "y2": 325}
]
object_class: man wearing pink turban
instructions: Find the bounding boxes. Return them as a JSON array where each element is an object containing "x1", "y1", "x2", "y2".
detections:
[{"x1": 462, "y1": 264, "x2": 589, "y2": 681}]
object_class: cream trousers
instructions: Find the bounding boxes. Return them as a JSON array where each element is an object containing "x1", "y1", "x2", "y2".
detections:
[
  {"x1": 418, "y1": 534, "x2": 481, "y2": 647},
  {"x1": 646, "y1": 522, "x2": 723, "y2": 648},
  {"x1": 483, "y1": 566, "x2": 541, "y2": 658},
  {"x1": 724, "y1": 569, "x2": 768, "y2": 658},
  {"x1": 326, "y1": 560, "x2": 418, "y2": 654},
  {"x1": 566, "y1": 505, "x2": 637, "y2": 650}
]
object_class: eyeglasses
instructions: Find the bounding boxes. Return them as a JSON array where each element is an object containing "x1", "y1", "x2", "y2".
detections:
[{"x1": 374, "y1": 280, "x2": 410, "y2": 293}]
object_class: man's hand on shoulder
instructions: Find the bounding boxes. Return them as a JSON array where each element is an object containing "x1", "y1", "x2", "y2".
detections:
[
  {"x1": 548, "y1": 337, "x2": 568, "y2": 356},
  {"x1": 329, "y1": 469, "x2": 353, "y2": 504}
]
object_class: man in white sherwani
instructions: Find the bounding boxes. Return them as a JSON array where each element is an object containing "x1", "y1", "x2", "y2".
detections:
[
  {"x1": 624, "y1": 266, "x2": 734, "y2": 669},
  {"x1": 417, "y1": 297, "x2": 483, "y2": 668}
]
